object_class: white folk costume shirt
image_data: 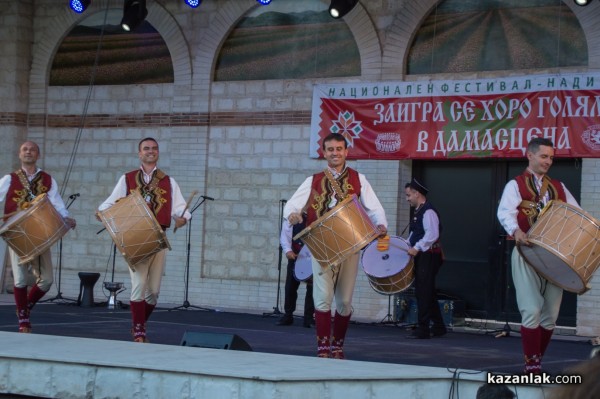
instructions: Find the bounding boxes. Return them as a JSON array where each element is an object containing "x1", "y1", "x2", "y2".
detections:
[
  {"x1": 0, "y1": 168, "x2": 70, "y2": 218},
  {"x1": 283, "y1": 166, "x2": 388, "y2": 229},
  {"x1": 98, "y1": 166, "x2": 191, "y2": 222},
  {"x1": 497, "y1": 170, "x2": 579, "y2": 236}
]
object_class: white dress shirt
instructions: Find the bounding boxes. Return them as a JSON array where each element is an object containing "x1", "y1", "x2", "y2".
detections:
[
  {"x1": 279, "y1": 220, "x2": 293, "y2": 254},
  {"x1": 408, "y1": 208, "x2": 440, "y2": 252}
]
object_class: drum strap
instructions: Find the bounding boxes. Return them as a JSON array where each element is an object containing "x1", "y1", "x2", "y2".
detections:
[
  {"x1": 138, "y1": 169, "x2": 166, "y2": 202},
  {"x1": 323, "y1": 168, "x2": 346, "y2": 200},
  {"x1": 532, "y1": 175, "x2": 550, "y2": 203},
  {"x1": 14, "y1": 170, "x2": 36, "y2": 202}
]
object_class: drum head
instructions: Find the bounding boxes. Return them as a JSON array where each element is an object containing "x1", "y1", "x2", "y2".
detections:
[
  {"x1": 361, "y1": 236, "x2": 411, "y2": 278},
  {"x1": 294, "y1": 246, "x2": 313, "y2": 282},
  {"x1": 518, "y1": 244, "x2": 585, "y2": 294}
]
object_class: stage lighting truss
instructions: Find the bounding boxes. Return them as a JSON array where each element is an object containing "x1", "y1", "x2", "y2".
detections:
[
  {"x1": 184, "y1": 0, "x2": 201, "y2": 8},
  {"x1": 70, "y1": 0, "x2": 91, "y2": 14},
  {"x1": 329, "y1": 0, "x2": 358, "y2": 19},
  {"x1": 121, "y1": 0, "x2": 148, "y2": 32},
  {"x1": 575, "y1": 0, "x2": 592, "y2": 5}
]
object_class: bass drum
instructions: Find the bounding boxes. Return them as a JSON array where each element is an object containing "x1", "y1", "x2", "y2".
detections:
[
  {"x1": 518, "y1": 200, "x2": 600, "y2": 294},
  {"x1": 293, "y1": 245, "x2": 313, "y2": 282},
  {"x1": 0, "y1": 193, "x2": 70, "y2": 265},
  {"x1": 294, "y1": 194, "x2": 380, "y2": 269},
  {"x1": 361, "y1": 236, "x2": 414, "y2": 295}
]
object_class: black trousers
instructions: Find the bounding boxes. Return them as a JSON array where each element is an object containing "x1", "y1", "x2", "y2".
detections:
[
  {"x1": 283, "y1": 259, "x2": 315, "y2": 319},
  {"x1": 414, "y1": 250, "x2": 445, "y2": 333}
]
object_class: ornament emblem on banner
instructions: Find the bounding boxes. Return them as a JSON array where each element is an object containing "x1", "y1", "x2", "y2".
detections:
[
  {"x1": 581, "y1": 125, "x2": 600, "y2": 151},
  {"x1": 330, "y1": 110, "x2": 363, "y2": 147}
]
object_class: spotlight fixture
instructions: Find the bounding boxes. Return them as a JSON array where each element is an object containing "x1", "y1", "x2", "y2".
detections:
[
  {"x1": 329, "y1": 0, "x2": 358, "y2": 19},
  {"x1": 70, "y1": 0, "x2": 91, "y2": 13},
  {"x1": 184, "y1": 0, "x2": 201, "y2": 8},
  {"x1": 256, "y1": 0, "x2": 272, "y2": 4},
  {"x1": 574, "y1": 0, "x2": 592, "y2": 5},
  {"x1": 121, "y1": 0, "x2": 148, "y2": 32}
]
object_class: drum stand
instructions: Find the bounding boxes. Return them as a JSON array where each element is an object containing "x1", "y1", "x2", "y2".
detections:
[
  {"x1": 168, "y1": 196, "x2": 214, "y2": 312},
  {"x1": 262, "y1": 199, "x2": 286, "y2": 318},
  {"x1": 379, "y1": 294, "x2": 398, "y2": 325},
  {"x1": 41, "y1": 194, "x2": 79, "y2": 305}
]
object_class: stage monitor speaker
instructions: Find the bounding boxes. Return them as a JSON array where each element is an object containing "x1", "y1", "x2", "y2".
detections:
[{"x1": 180, "y1": 331, "x2": 252, "y2": 351}]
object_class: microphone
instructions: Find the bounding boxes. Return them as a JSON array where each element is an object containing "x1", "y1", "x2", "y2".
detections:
[
  {"x1": 201, "y1": 195, "x2": 214, "y2": 201},
  {"x1": 280, "y1": 199, "x2": 287, "y2": 203},
  {"x1": 69, "y1": 193, "x2": 80, "y2": 199}
]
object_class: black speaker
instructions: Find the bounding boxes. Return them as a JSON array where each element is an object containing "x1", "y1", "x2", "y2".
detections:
[{"x1": 180, "y1": 331, "x2": 252, "y2": 351}]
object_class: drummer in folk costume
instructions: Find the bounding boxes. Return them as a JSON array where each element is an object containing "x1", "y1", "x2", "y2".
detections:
[
  {"x1": 498, "y1": 137, "x2": 579, "y2": 374},
  {"x1": 0, "y1": 141, "x2": 76, "y2": 333},
  {"x1": 98, "y1": 137, "x2": 190, "y2": 343},
  {"x1": 284, "y1": 133, "x2": 388, "y2": 359}
]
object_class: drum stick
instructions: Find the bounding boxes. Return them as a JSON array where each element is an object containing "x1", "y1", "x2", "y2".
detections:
[
  {"x1": 389, "y1": 242, "x2": 409, "y2": 253},
  {"x1": 173, "y1": 190, "x2": 198, "y2": 233}
]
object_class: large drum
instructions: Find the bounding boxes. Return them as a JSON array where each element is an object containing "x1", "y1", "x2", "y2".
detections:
[
  {"x1": 97, "y1": 191, "x2": 171, "y2": 270},
  {"x1": 361, "y1": 236, "x2": 414, "y2": 295},
  {"x1": 0, "y1": 193, "x2": 70, "y2": 265},
  {"x1": 293, "y1": 245, "x2": 313, "y2": 282},
  {"x1": 518, "y1": 200, "x2": 600, "y2": 294},
  {"x1": 294, "y1": 195, "x2": 380, "y2": 269}
]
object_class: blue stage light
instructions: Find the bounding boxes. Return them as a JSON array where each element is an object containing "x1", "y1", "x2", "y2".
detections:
[
  {"x1": 184, "y1": 0, "x2": 201, "y2": 8},
  {"x1": 257, "y1": 0, "x2": 272, "y2": 5},
  {"x1": 70, "y1": 0, "x2": 91, "y2": 14}
]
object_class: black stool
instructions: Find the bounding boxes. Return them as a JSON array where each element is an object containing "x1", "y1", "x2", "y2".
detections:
[{"x1": 78, "y1": 272, "x2": 100, "y2": 307}]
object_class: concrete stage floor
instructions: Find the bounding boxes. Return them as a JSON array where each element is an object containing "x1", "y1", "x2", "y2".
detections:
[{"x1": 0, "y1": 294, "x2": 594, "y2": 377}]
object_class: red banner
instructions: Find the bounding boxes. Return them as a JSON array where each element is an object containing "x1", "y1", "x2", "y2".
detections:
[{"x1": 310, "y1": 73, "x2": 600, "y2": 159}]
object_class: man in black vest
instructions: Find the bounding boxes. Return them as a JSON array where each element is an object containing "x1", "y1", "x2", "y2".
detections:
[
  {"x1": 404, "y1": 178, "x2": 446, "y2": 339},
  {"x1": 276, "y1": 214, "x2": 315, "y2": 328}
]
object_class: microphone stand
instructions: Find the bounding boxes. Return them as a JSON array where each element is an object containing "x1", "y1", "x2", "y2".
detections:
[
  {"x1": 169, "y1": 195, "x2": 214, "y2": 312},
  {"x1": 41, "y1": 193, "x2": 79, "y2": 304},
  {"x1": 487, "y1": 235, "x2": 517, "y2": 338},
  {"x1": 263, "y1": 199, "x2": 286, "y2": 317}
]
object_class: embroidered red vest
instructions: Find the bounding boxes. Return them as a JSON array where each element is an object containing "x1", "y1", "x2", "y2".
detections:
[
  {"x1": 305, "y1": 167, "x2": 362, "y2": 226},
  {"x1": 515, "y1": 170, "x2": 566, "y2": 232},
  {"x1": 125, "y1": 169, "x2": 172, "y2": 228},
  {"x1": 4, "y1": 171, "x2": 52, "y2": 218}
]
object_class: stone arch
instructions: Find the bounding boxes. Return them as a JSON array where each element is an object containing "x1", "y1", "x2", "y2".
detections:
[
  {"x1": 196, "y1": 0, "x2": 382, "y2": 84},
  {"x1": 381, "y1": 0, "x2": 600, "y2": 80},
  {"x1": 28, "y1": 0, "x2": 192, "y2": 114}
]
